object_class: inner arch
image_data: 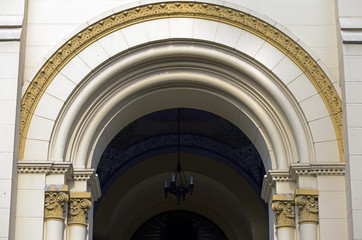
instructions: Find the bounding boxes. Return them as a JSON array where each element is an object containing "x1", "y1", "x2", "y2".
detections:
[
  {"x1": 93, "y1": 108, "x2": 268, "y2": 240},
  {"x1": 97, "y1": 108, "x2": 265, "y2": 197}
]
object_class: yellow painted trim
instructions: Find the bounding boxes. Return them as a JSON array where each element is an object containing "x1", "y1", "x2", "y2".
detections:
[
  {"x1": 69, "y1": 192, "x2": 91, "y2": 199},
  {"x1": 20, "y1": 2, "x2": 343, "y2": 161},
  {"x1": 272, "y1": 194, "x2": 295, "y2": 201},
  {"x1": 295, "y1": 189, "x2": 319, "y2": 196}
]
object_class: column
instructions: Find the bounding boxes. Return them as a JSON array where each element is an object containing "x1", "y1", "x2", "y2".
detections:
[
  {"x1": 271, "y1": 195, "x2": 296, "y2": 240},
  {"x1": 68, "y1": 192, "x2": 92, "y2": 240},
  {"x1": 295, "y1": 189, "x2": 319, "y2": 240},
  {"x1": 44, "y1": 185, "x2": 69, "y2": 240}
]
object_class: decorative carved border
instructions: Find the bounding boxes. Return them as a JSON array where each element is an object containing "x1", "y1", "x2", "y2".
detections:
[
  {"x1": 262, "y1": 163, "x2": 345, "y2": 201},
  {"x1": 20, "y1": 1, "x2": 343, "y2": 160},
  {"x1": 72, "y1": 169, "x2": 102, "y2": 200},
  {"x1": 17, "y1": 161, "x2": 73, "y2": 175}
]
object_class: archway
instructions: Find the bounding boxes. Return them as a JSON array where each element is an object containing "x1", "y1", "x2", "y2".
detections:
[
  {"x1": 16, "y1": 2, "x2": 345, "y2": 240},
  {"x1": 93, "y1": 108, "x2": 268, "y2": 239}
]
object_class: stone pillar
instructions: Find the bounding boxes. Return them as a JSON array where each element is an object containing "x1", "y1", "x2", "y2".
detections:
[
  {"x1": 44, "y1": 185, "x2": 69, "y2": 240},
  {"x1": 295, "y1": 189, "x2": 319, "y2": 240},
  {"x1": 271, "y1": 195, "x2": 296, "y2": 240},
  {"x1": 68, "y1": 192, "x2": 92, "y2": 240}
]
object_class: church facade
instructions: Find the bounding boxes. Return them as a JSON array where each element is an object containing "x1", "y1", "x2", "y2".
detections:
[{"x1": 0, "y1": 0, "x2": 361, "y2": 239}]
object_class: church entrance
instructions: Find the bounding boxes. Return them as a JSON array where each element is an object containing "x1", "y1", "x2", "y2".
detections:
[
  {"x1": 93, "y1": 108, "x2": 268, "y2": 240},
  {"x1": 131, "y1": 211, "x2": 227, "y2": 240}
]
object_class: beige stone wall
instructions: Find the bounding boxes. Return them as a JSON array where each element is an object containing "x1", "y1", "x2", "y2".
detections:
[
  {"x1": 0, "y1": 0, "x2": 26, "y2": 239},
  {"x1": 337, "y1": 0, "x2": 362, "y2": 238}
]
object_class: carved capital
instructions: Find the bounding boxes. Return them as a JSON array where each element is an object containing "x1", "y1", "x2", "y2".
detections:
[
  {"x1": 68, "y1": 192, "x2": 92, "y2": 227},
  {"x1": 272, "y1": 195, "x2": 296, "y2": 228},
  {"x1": 295, "y1": 189, "x2": 319, "y2": 224},
  {"x1": 44, "y1": 185, "x2": 69, "y2": 221}
]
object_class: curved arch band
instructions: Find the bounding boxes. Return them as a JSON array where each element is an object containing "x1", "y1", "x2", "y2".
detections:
[{"x1": 20, "y1": 1, "x2": 343, "y2": 160}]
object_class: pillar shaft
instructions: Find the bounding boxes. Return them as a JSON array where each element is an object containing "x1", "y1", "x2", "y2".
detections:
[
  {"x1": 277, "y1": 227, "x2": 295, "y2": 240},
  {"x1": 295, "y1": 189, "x2": 319, "y2": 240},
  {"x1": 272, "y1": 194, "x2": 296, "y2": 240},
  {"x1": 68, "y1": 192, "x2": 92, "y2": 240},
  {"x1": 44, "y1": 185, "x2": 69, "y2": 240}
]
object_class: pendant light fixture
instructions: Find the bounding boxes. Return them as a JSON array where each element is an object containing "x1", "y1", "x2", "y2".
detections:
[{"x1": 164, "y1": 108, "x2": 194, "y2": 204}]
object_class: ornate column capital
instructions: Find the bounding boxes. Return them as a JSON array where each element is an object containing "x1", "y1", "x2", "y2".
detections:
[
  {"x1": 44, "y1": 185, "x2": 69, "y2": 221},
  {"x1": 271, "y1": 195, "x2": 296, "y2": 228},
  {"x1": 68, "y1": 192, "x2": 92, "y2": 227},
  {"x1": 295, "y1": 189, "x2": 319, "y2": 224}
]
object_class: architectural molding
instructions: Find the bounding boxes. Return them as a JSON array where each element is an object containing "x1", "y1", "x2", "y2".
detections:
[
  {"x1": 20, "y1": 1, "x2": 343, "y2": 162},
  {"x1": 295, "y1": 189, "x2": 319, "y2": 224},
  {"x1": 68, "y1": 192, "x2": 92, "y2": 227},
  {"x1": 272, "y1": 194, "x2": 296, "y2": 228},
  {"x1": 73, "y1": 169, "x2": 102, "y2": 201},
  {"x1": 17, "y1": 161, "x2": 53, "y2": 174},
  {"x1": 17, "y1": 161, "x2": 73, "y2": 176},
  {"x1": 0, "y1": 28, "x2": 22, "y2": 41},
  {"x1": 262, "y1": 163, "x2": 345, "y2": 201},
  {"x1": 44, "y1": 185, "x2": 69, "y2": 221},
  {"x1": 290, "y1": 163, "x2": 345, "y2": 177},
  {"x1": 340, "y1": 17, "x2": 362, "y2": 44},
  {"x1": 0, "y1": 16, "x2": 23, "y2": 41}
]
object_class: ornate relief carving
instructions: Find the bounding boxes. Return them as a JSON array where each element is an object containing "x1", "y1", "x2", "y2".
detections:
[
  {"x1": 272, "y1": 195, "x2": 296, "y2": 228},
  {"x1": 68, "y1": 192, "x2": 92, "y2": 227},
  {"x1": 295, "y1": 189, "x2": 319, "y2": 224},
  {"x1": 18, "y1": 161, "x2": 73, "y2": 175},
  {"x1": 20, "y1": 2, "x2": 343, "y2": 160},
  {"x1": 291, "y1": 163, "x2": 345, "y2": 177},
  {"x1": 44, "y1": 185, "x2": 69, "y2": 221},
  {"x1": 262, "y1": 164, "x2": 344, "y2": 202}
]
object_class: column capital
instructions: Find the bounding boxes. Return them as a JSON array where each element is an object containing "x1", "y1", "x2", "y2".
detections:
[
  {"x1": 295, "y1": 189, "x2": 319, "y2": 224},
  {"x1": 68, "y1": 192, "x2": 92, "y2": 227},
  {"x1": 272, "y1": 195, "x2": 296, "y2": 228},
  {"x1": 44, "y1": 185, "x2": 69, "y2": 221}
]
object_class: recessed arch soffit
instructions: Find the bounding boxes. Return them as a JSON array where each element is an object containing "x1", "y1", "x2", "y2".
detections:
[
  {"x1": 97, "y1": 108, "x2": 265, "y2": 195},
  {"x1": 20, "y1": 1, "x2": 343, "y2": 160}
]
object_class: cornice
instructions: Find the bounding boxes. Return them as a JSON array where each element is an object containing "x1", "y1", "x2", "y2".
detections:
[
  {"x1": 20, "y1": 1, "x2": 343, "y2": 162},
  {"x1": 73, "y1": 169, "x2": 102, "y2": 200},
  {"x1": 17, "y1": 161, "x2": 53, "y2": 174},
  {"x1": 17, "y1": 161, "x2": 73, "y2": 175},
  {"x1": 340, "y1": 17, "x2": 362, "y2": 44},
  {"x1": 262, "y1": 163, "x2": 345, "y2": 201},
  {"x1": 289, "y1": 163, "x2": 345, "y2": 178},
  {"x1": 73, "y1": 169, "x2": 96, "y2": 181}
]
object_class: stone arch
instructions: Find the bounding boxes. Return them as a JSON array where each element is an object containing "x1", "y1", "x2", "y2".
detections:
[{"x1": 20, "y1": 1, "x2": 342, "y2": 172}]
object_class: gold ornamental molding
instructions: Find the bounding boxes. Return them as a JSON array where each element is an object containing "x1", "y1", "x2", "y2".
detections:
[
  {"x1": 271, "y1": 194, "x2": 296, "y2": 228},
  {"x1": 20, "y1": 1, "x2": 343, "y2": 160}
]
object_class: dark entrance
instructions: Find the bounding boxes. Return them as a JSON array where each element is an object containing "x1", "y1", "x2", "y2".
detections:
[{"x1": 131, "y1": 211, "x2": 228, "y2": 240}]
